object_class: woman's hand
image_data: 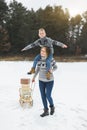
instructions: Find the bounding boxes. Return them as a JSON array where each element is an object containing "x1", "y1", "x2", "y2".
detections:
[{"x1": 32, "y1": 78, "x2": 35, "y2": 82}]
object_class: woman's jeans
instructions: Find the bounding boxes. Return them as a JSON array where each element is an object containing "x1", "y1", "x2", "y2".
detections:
[
  {"x1": 33, "y1": 54, "x2": 53, "y2": 72},
  {"x1": 39, "y1": 80, "x2": 54, "y2": 109}
]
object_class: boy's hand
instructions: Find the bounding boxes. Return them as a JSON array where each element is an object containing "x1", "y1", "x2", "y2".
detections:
[
  {"x1": 49, "y1": 69, "x2": 53, "y2": 73},
  {"x1": 63, "y1": 44, "x2": 68, "y2": 48},
  {"x1": 21, "y1": 48, "x2": 25, "y2": 51}
]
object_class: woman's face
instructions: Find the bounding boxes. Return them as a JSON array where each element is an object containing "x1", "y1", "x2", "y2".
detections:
[{"x1": 40, "y1": 47, "x2": 47, "y2": 57}]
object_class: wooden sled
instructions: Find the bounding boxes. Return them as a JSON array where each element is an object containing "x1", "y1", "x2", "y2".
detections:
[{"x1": 19, "y1": 78, "x2": 33, "y2": 107}]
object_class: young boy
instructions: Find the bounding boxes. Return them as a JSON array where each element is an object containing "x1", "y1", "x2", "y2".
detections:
[{"x1": 21, "y1": 28, "x2": 67, "y2": 79}]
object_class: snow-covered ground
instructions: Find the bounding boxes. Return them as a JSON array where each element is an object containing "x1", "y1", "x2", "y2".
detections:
[{"x1": 0, "y1": 61, "x2": 87, "y2": 130}]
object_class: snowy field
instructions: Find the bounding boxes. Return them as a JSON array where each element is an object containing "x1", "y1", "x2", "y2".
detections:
[{"x1": 0, "y1": 61, "x2": 87, "y2": 130}]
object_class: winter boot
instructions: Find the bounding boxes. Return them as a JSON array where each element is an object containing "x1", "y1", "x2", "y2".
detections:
[
  {"x1": 40, "y1": 109, "x2": 49, "y2": 117},
  {"x1": 27, "y1": 67, "x2": 35, "y2": 74},
  {"x1": 50, "y1": 106, "x2": 55, "y2": 115},
  {"x1": 46, "y1": 71, "x2": 51, "y2": 80}
]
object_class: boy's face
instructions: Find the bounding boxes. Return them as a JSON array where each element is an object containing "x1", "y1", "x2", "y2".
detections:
[{"x1": 38, "y1": 30, "x2": 46, "y2": 38}]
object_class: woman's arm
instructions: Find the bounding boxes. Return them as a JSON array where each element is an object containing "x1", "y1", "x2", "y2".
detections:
[{"x1": 32, "y1": 66, "x2": 40, "y2": 81}]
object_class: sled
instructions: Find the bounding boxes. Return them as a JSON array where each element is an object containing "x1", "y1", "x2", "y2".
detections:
[{"x1": 19, "y1": 78, "x2": 33, "y2": 107}]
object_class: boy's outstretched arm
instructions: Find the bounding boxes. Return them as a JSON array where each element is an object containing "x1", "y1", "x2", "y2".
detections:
[
  {"x1": 21, "y1": 39, "x2": 39, "y2": 51},
  {"x1": 32, "y1": 66, "x2": 40, "y2": 82},
  {"x1": 52, "y1": 39, "x2": 68, "y2": 48},
  {"x1": 21, "y1": 43, "x2": 33, "y2": 51}
]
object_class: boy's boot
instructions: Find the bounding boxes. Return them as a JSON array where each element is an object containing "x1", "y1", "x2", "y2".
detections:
[
  {"x1": 40, "y1": 109, "x2": 49, "y2": 117},
  {"x1": 46, "y1": 71, "x2": 51, "y2": 80},
  {"x1": 27, "y1": 67, "x2": 35, "y2": 74},
  {"x1": 50, "y1": 106, "x2": 55, "y2": 115}
]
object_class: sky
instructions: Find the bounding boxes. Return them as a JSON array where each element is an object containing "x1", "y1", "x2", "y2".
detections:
[{"x1": 6, "y1": 0, "x2": 87, "y2": 17}]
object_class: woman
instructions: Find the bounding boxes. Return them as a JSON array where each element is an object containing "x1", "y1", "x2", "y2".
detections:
[{"x1": 32, "y1": 46, "x2": 57, "y2": 117}]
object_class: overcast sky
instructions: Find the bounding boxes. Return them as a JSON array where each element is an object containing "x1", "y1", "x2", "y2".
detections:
[{"x1": 6, "y1": 0, "x2": 87, "y2": 16}]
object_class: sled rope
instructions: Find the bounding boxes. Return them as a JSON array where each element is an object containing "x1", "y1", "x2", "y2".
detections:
[{"x1": 31, "y1": 81, "x2": 35, "y2": 95}]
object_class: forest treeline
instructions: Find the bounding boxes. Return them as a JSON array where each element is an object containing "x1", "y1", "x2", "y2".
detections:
[{"x1": 0, "y1": 0, "x2": 87, "y2": 56}]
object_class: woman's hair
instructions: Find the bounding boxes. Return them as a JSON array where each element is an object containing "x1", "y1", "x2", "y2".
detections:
[{"x1": 41, "y1": 46, "x2": 51, "y2": 57}]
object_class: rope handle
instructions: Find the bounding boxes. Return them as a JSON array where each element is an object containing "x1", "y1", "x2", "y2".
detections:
[{"x1": 31, "y1": 81, "x2": 35, "y2": 93}]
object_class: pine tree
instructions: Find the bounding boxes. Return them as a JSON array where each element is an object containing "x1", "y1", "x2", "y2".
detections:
[{"x1": 0, "y1": 25, "x2": 11, "y2": 53}]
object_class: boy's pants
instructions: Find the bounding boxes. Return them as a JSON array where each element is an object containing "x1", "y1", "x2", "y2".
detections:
[{"x1": 33, "y1": 54, "x2": 53, "y2": 72}]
